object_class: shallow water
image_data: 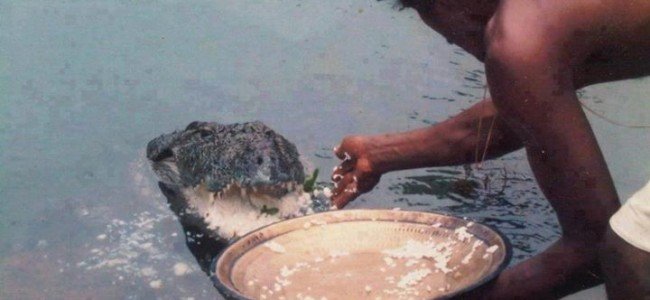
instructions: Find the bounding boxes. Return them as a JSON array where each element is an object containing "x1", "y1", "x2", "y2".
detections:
[{"x1": 1, "y1": 1, "x2": 649, "y2": 299}]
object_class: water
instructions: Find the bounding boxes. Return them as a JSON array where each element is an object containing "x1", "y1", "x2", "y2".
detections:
[{"x1": 1, "y1": 1, "x2": 648, "y2": 299}]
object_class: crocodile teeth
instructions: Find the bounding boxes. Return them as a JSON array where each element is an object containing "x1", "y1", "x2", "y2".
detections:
[{"x1": 209, "y1": 192, "x2": 215, "y2": 205}]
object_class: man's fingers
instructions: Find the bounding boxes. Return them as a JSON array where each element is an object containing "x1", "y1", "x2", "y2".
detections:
[
  {"x1": 331, "y1": 164, "x2": 343, "y2": 182},
  {"x1": 333, "y1": 144, "x2": 355, "y2": 162},
  {"x1": 331, "y1": 171, "x2": 363, "y2": 208},
  {"x1": 332, "y1": 191, "x2": 358, "y2": 208},
  {"x1": 332, "y1": 172, "x2": 352, "y2": 195},
  {"x1": 331, "y1": 180, "x2": 360, "y2": 208},
  {"x1": 355, "y1": 174, "x2": 377, "y2": 194},
  {"x1": 333, "y1": 145, "x2": 342, "y2": 158},
  {"x1": 331, "y1": 171, "x2": 344, "y2": 183},
  {"x1": 338, "y1": 160, "x2": 355, "y2": 173},
  {"x1": 331, "y1": 157, "x2": 356, "y2": 181},
  {"x1": 330, "y1": 139, "x2": 367, "y2": 208},
  {"x1": 334, "y1": 173, "x2": 358, "y2": 195}
]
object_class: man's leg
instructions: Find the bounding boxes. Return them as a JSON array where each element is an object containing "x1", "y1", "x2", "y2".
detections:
[
  {"x1": 476, "y1": 1, "x2": 620, "y2": 298},
  {"x1": 600, "y1": 227, "x2": 650, "y2": 299},
  {"x1": 601, "y1": 181, "x2": 650, "y2": 299}
]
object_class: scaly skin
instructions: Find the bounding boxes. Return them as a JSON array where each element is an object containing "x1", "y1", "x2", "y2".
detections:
[
  {"x1": 147, "y1": 121, "x2": 330, "y2": 273},
  {"x1": 147, "y1": 121, "x2": 305, "y2": 194}
]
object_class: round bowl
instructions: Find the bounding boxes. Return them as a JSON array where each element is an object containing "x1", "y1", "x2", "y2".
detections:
[{"x1": 211, "y1": 209, "x2": 511, "y2": 300}]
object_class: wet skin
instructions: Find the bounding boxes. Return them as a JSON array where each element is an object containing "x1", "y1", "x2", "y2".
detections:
[{"x1": 332, "y1": 0, "x2": 650, "y2": 298}]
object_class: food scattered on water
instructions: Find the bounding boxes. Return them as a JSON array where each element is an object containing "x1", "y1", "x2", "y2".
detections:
[
  {"x1": 149, "y1": 279, "x2": 163, "y2": 289},
  {"x1": 172, "y1": 262, "x2": 191, "y2": 276}
]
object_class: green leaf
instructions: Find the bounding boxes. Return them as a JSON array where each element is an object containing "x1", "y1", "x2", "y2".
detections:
[
  {"x1": 303, "y1": 168, "x2": 319, "y2": 192},
  {"x1": 260, "y1": 205, "x2": 279, "y2": 216}
]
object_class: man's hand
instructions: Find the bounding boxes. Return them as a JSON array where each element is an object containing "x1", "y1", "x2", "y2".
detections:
[{"x1": 330, "y1": 136, "x2": 381, "y2": 208}]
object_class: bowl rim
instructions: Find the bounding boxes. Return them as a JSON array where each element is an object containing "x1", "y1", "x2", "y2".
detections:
[{"x1": 209, "y1": 209, "x2": 512, "y2": 300}]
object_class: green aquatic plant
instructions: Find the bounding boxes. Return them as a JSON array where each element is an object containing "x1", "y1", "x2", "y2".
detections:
[
  {"x1": 260, "y1": 205, "x2": 279, "y2": 216},
  {"x1": 303, "y1": 169, "x2": 319, "y2": 193}
]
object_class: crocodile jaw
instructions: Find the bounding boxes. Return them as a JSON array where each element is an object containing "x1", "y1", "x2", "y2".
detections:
[{"x1": 181, "y1": 181, "x2": 312, "y2": 240}]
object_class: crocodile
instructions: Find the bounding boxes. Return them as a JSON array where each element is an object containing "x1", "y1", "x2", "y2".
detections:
[{"x1": 146, "y1": 121, "x2": 331, "y2": 271}]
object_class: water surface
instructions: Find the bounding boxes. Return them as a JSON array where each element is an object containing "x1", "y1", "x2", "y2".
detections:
[{"x1": 1, "y1": 1, "x2": 649, "y2": 299}]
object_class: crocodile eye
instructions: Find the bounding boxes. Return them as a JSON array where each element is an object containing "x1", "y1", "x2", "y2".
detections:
[{"x1": 199, "y1": 130, "x2": 212, "y2": 138}]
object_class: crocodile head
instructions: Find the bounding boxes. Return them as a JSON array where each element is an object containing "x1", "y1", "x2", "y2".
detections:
[
  {"x1": 146, "y1": 121, "x2": 330, "y2": 271},
  {"x1": 147, "y1": 121, "x2": 305, "y2": 197}
]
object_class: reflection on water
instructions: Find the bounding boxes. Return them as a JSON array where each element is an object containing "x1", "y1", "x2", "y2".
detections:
[
  {"x1": 386, "y1": 163, "x2": 560, "y2": 262},
  {"x1": 397, "y1": 168, "x2": 560, "y2": 262}
]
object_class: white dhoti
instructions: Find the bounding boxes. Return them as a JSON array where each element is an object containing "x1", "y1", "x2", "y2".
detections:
[{"x1": 609, "y1": 180, "x2": 650, "y2": 252}]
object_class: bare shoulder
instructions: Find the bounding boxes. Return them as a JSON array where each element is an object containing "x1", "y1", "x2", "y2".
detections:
[
  {"x1": 490, "y1": 0, "x2": 650, "y2": 42},
  {"x1": 486, "y1": 0, "x2": 650, "y2": 64}
]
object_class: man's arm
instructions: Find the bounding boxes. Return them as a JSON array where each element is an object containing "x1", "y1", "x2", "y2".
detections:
[
  {"x1": 360, "y1": 99, "x2": 522, "y2": 172},
  {"x1": 330, "y1": 98, "x2": 523, "y2": 207}
]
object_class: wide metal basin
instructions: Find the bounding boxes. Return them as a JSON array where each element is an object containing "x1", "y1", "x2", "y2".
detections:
[{"x1": 212, "y1": 209, "x2": 511, "y2": 300}]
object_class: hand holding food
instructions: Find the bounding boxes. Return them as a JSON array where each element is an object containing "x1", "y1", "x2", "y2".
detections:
[{"x1": 330, "y1": 135, "x2": 382, "y2": 208}]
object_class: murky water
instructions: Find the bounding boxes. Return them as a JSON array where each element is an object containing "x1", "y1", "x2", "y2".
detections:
[{"x1": 1, "y1": 1, "x2": 648, "y2": 299}]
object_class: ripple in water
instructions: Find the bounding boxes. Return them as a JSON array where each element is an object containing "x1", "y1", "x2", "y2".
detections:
[{"x1": 379, "y1": 160, "x2": 561, "y2": 264}]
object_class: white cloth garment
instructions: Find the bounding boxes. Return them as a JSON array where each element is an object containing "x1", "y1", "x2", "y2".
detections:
[{"x1": 610, "y1": 180, "x2": 650, "y2": 252}]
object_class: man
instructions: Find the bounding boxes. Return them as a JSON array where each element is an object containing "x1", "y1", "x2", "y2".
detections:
[{"x1": 330, "y1": 0, "x2": 650, "y2": 299}]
